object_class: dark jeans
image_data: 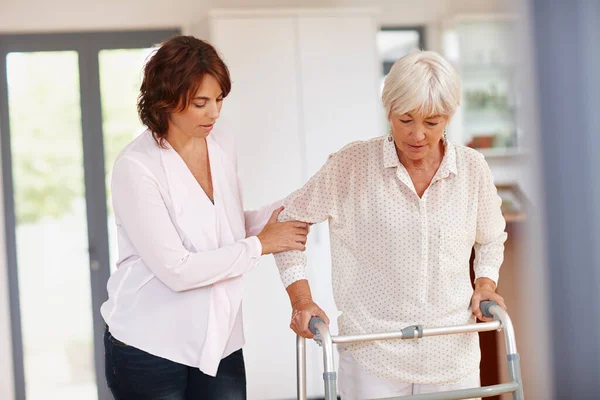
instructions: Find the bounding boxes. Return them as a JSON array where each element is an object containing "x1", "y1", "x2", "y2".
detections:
[{"x1": 104, "y1": 327, "x2": 246, "y2": 400}]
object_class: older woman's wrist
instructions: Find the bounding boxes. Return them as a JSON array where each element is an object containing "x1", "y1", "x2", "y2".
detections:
[
  {"x1": 287, "y1": 279, "x2": 314, "y2": 310},
  {"x1": 291, "y1": 296, "x2": 314, "y2": 309},
  {"x1": 475, "y1": 277, "x2": 496, "y2": 291}
]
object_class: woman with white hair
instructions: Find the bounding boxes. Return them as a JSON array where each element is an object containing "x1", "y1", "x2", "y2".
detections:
[{"x1": 274, "y1": 50, "x2": 508, "y2": 399}]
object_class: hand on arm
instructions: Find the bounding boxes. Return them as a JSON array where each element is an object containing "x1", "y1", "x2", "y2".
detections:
[{"x1": 257, "y1": 206, "x2": 309, "y2": 255}]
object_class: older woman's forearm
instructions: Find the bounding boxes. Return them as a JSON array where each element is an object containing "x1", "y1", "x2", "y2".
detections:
[
  {"x1": 473, "y1": 235, "x2": 505, "y2": 283},
  {"x1": 286, "y1": 279, "x2": 314, "y2": 308}
]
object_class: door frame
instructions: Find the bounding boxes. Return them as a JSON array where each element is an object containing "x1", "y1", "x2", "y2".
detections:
[{"x1": 0, "y1": 29, "x2": 179, "y2": 400}]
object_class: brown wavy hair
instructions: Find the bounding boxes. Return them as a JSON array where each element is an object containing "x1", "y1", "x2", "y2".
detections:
[{"x1": 137, "y1": 35, "x2": 231, "y2": 146}]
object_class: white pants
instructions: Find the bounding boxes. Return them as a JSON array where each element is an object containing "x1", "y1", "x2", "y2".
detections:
[{"x1": 337, "y1": 350, "x2": 481, "y2": 400}]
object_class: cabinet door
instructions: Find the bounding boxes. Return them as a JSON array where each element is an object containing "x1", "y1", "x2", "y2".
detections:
[
  {"x1": 210, "y1": 17, "x2": 304, "y2": 207},
  {"x1": 297, "y1": 15, "x2": 384, "y2": 178},
  {"x1": 210, "y1": 17, "x2": 308, "y2": 400}
]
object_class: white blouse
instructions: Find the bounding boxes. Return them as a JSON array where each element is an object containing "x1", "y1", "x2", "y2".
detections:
[
  {"x1": 274, "y1": 136, "x2": 507, "y2": 384},
  {"x1": 100, "y1": 129, "x2": 278, "y2": 376}
]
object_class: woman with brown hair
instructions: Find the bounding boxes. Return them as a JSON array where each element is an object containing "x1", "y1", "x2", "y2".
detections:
[{"x1": 100, "y1": 35, "x2": 308, "y2": 399}]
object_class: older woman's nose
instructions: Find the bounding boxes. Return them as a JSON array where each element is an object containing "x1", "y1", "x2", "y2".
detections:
[{"x1": 412, "y1": 127, "x2": 426, "y2": 142}]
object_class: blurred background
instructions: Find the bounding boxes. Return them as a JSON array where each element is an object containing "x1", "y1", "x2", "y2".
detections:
[{"x1": 0, "y1": 0, "x2": 598, "y2": 399}]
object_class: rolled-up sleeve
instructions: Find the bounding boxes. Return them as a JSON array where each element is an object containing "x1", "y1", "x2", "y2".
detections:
[
  {"x1": 473, "y1": 156, "x2": 508, "y2": 285},
  {"x1": 274, "y1": 155, "x2": 340, "y2": 287}
]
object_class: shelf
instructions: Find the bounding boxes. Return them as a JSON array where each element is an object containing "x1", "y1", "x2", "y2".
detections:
[
  {"x1": 461, "y1": 64, "x2": 515, "y2": 73},
  {"x1": 464, "y1": 108, "x2": 515, "y2": 119},
  {"x1": 475, "y1": 147, "x2": 528, "y2": 158},
  {"x1": 503, "y1": 212, "x2": 527, "y2": 223}
]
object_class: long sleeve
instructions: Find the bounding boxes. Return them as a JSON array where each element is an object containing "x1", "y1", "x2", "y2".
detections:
[
  {"x1": 112, "y1": 156, "x2": 262, "y2": 292},
  {"x1": 274, "y1": 155, "x2": 341, "y2": 287},
  {"x1": 473, "y1": 156, "x2": 508, "y2": 285},
  {"x1": 244, "y1": 200, "x2": 284, "y2": 237}
]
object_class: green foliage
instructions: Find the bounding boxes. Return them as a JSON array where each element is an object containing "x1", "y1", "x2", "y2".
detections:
[{"x1": 6, "y1": 49, "x2": 149, "y2": 224}]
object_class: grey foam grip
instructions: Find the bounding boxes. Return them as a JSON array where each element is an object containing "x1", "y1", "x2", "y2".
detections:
[
  {"x1": 480, "y1": 300, "x2": 499, "y2": 318},
  {"x1": 309, "y1": 317, "x2": 325, "y2": 335}
]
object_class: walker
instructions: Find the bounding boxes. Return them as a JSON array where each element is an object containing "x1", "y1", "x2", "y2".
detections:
[{"x1": 296, "y1": 301, "x2": 524, "y2": 400}]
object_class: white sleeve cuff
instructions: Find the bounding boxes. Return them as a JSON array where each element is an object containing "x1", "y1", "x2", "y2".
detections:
[
  {"x1": 280, "y1": 265, "x2": 308, "y2": 288},
  {"x1": 247, "y1": 236, "x2": 263, "y2": 260}
]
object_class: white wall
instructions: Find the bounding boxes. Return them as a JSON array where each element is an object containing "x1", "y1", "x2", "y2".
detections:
[
  {"x1": 0, "y1": 1, "x2": 521, "y2": 399},
  {"x1": 0, "y1": 0, "x2": 511, "y2": 39}
]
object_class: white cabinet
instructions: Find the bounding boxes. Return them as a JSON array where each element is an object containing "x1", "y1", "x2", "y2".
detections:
[
  {"x1": 295, "y1": 14, "x2": 383, "y2": 176},
  {"x1": 210, "y1": 16, "x2": 304, "y2": 206},
  {"x1": 209, "y1": 8, "x2": 382, "y2": 399},
  {"x1": 443, "y1": 14, "x2": 522, "y2": 156}
]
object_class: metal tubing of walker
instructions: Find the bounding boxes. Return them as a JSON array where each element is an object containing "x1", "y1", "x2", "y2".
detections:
[
  {"x1": 313, "y1": 319, "x2": 338, "y2": 400},
  {"x1": 301, "y1": 301, "x2": 525, "y2": 400},
  {"x1": 488, "y1": 304, "x2": 524, "y2": 400},
  {"x1": 491, "y1": 305, "x2": 518, "y2": 354},
  {"x1": 375, "y1": 382, "x2": 520, "y2": 400},
  {"x1": 296, "y1": 336, "x2": 307, "y2": 400},
  {"x1": 332, "y1": 321, "x2": 502, "y2": 345}
]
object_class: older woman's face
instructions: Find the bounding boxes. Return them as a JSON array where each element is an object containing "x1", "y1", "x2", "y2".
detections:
[{"x1": 390, "y1": 112, "x2": 448, "y2": 161}]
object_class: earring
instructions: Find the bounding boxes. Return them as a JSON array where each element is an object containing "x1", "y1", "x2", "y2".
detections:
[
  {"x1": 442, "y1": 129, "x2": 448, "y2": 145},
  {"x1": 388, "y1": 127, "x2": 393, "y2": 142}
]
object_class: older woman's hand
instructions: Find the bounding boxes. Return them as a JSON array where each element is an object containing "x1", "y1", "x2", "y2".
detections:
[
  {"x1": 471, "y1": 278, "x2": 507, "y2": 322},
  {"x1": 290, "y1": 300, "x2": 330, "y2": 339}
]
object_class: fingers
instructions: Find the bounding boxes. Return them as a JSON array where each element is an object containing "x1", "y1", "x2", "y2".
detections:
[
  {"x1": 477, "y1": 291, "x2": 507, "y2": 310},
  {"x1": 293, "y1": 234, "x2": 307, "y2": 245},
  {"x1": 471, "y1": 297, "x2": 482, "y2": 320},
  {"x1": 278, "y1": 221, "x2": 309, "y2": 233},
  {"x1": 290, "y1": 310, "x2": 315, "y2": 338},
  {"x1": 289, "y1": 305, "x2": 330, "y2": 338},
  {"x1": 288, "y1": 241, "x2": 306, "y2": 251},
  {"x1": 317, "y1": 309, "x2": 330, "y2": 325},
  {"x1": 283, "y1": 226, "x2": 309, "y2": 250},
  {"x1": 494, "y1": 294, "x2": 507, "y2": 310},
  {"x1": 278, "y1": 220, "x2": 308, "y2": 228},
  {"x1": 472, "y1": 290, "x2": 507, "y2": 321},
  {"x1": 268, "y1": 206, "x2": 284, "y2": 223},
  {"x1": 293, "y1": 226, "x2": 309, "y2": 235}
]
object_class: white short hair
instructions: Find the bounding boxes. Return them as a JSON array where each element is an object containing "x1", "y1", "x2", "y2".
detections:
[{"x1": 382, "y1": 50, "x2": 461, "y2": 119}]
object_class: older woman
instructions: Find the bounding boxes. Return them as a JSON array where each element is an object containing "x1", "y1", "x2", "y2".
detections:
[
  {"x1": 101, "y1": 36, "x2": 309, "y2": 399},
  {"x1": 274, "y1": 50, "x2": 507, "y2": 399}
]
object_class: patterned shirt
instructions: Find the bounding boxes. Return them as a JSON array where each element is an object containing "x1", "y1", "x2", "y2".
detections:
[{"x1": 274, "y1": 136, "x2": 507, "y2": 384}]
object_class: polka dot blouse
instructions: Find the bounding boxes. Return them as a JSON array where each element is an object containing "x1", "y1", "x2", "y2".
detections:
[{"x1": 274, "y1": 136, "x2": 507, "y2": 385}]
